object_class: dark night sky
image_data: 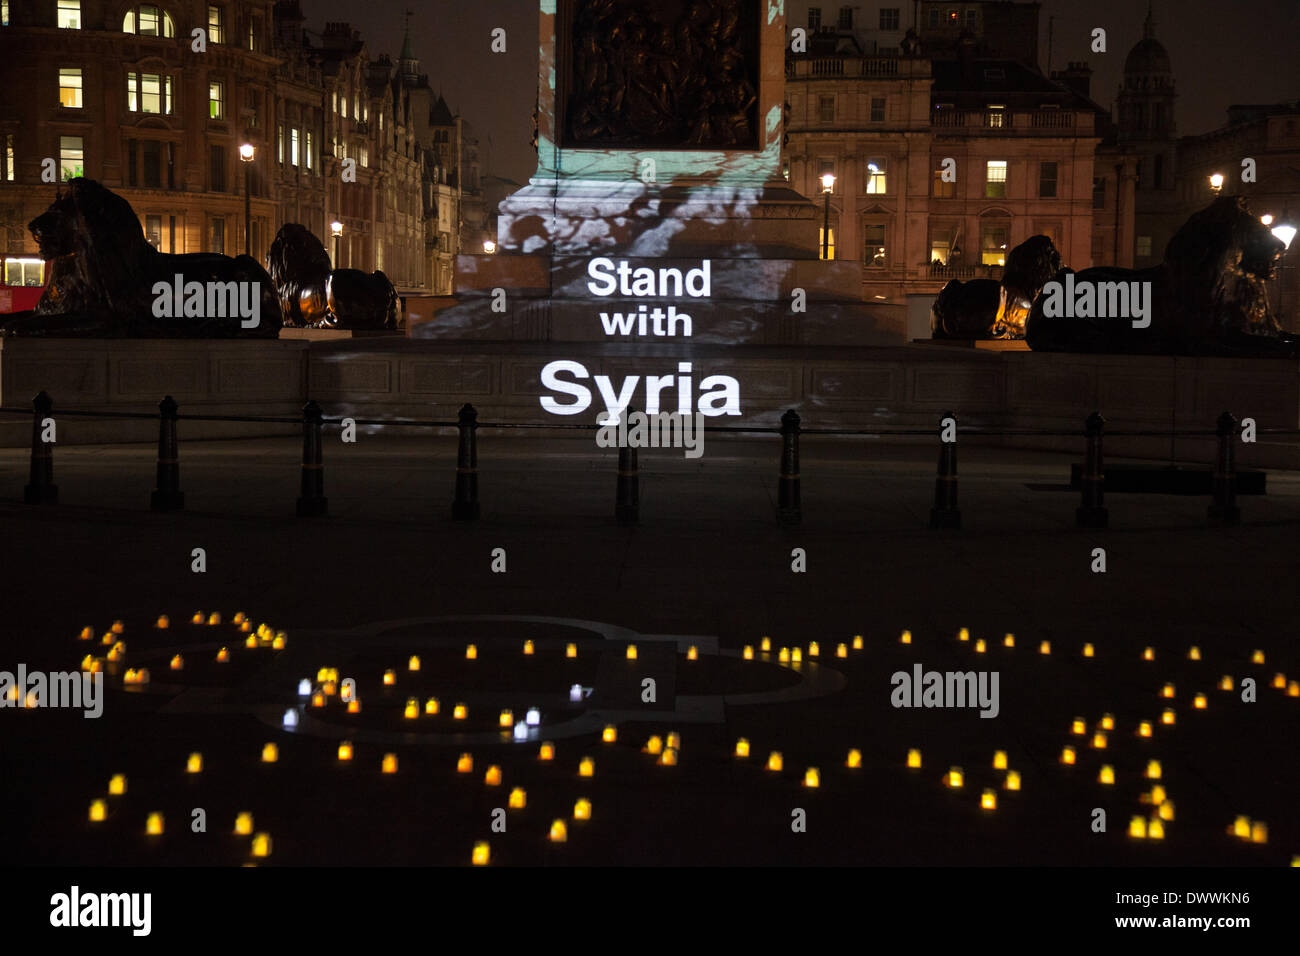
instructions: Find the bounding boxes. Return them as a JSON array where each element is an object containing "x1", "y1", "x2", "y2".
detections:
[{"x1": 305, "y1": 0, "x2": 1299, "y2": 186}]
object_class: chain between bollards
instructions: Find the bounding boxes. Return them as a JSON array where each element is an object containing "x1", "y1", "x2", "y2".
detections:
[
  {"x1": 150, "y1": 395, "x2": 184, "y2": 511},
  {"x1": 23, "y1": 390, "x2": 58, "y2": 505},
  {"x1": 1076, "y1": 411, "x2": 1107, "y2": 528},
  {"x1": 929, "y1": 409, "x2": 960, "y2": 529},
  {"x1": 1208, "y1": 410, "x2": 1240, "y2": 526},
  {"x1": 452, "y1": 403, "x2": 480, "y2": 520},
  {"x1": 777, "y1": 408, "x2": 801, "y2": 525},
  {"x1": 295, "y1": 399, "x2": 328, "y2": 517}
]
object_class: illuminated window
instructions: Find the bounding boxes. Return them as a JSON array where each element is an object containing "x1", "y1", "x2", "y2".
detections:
[
  {"x1": 332, "y1": 89, "x2": 338, "y2": 114},
  {"x1": 207, "y1": 5, "x2": 223, "y2": 43},
  {"x1": 864, "y1": 157, "x2": 887, "y2": 194},
  {"x1": 209, "y1": 80, "x2": 224, "y2": 119},
  {"x1": 864, "y1": 223, "x2": 886, "y2": 267},
  {"x1": 986, "y1": 105, "x2": 1005, "y2": 128},
  {"x1": 4, "y1": 258, "x2": 45, "y2": 286},
  {"x1": 290, "y1": 127, "x2": 299, "y2": 166},
  {"x1": 57, "y1": 0, "x2": 80, "y2": 29},
  {"x1": 277, "y1": 124, "x2": 284, "y2": 163},
  {"x1": 1136, "y1": 236, "x2": 1152, "y2": 257},
  {"x1": 880, "y1": 8, "x2": 900, "y2": 30},
  {"x1": 59, "y1": 135, "x2": 83, "y2": 180},
  {"x1": 929, "y1": 225, "x2": 954, "y2": 264},
  {"x1": 985, "y1": 159, "x2": 1007, "y2": 198},
  {"x1": 933, "y1": 163, "x2": 956, "y2": 198},
  {"x1": 818, "y1": 227, "x2": 835, "y2": 260},
  {"x1": 1092, "y1": 177, "x2": 1106, "y2": 208},
  {"x1": 4, "y1": 133, "x2": 13, "y2": 182},
  {"x1": 305, "y1": 131, "x2": 313, "y2": 171},
  {"x1": 1039, "y1": 161, "x2": 1058, "y2": 198},
  {"x1": 981, "y1": 222, "x2": 1009, "y2": 266},
  {"x1": 819, "y1": 95, "x2": 835, "y2": 123},
  {"x1": 870, "y1": 97, "x2": 886, "y2": 122},
  {"x1": 59, "y1": 68, "x2": 83, "y2": 108},
  {"x1": 123, "y1": 6, "x2": 175, "y2": 37},
  {"x1": 808, "y1": 7, "x2": 821, "y2": 30},
  {"x1": 127, "y1": 73, "x2": 173, "y2": 114},
  {"x1": 946, "y1": 8, "x2": 958, "y2": 23},
  {"x1": 145, "y1": 214, "x2": 162, "y2": 249},
  {"x1": 2, "y1": 1, "x2": 8, "y2": 27}
]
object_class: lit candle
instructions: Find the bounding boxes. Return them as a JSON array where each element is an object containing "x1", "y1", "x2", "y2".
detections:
[
  {"x1": 538, "y1": 743, "x2": 554, "y2": 762},
  {"x1": 981, "y1": 789, "x2": 996, "y2": 810},
  {"x1": 791, "y1": 647, "x2": 802, "y2": 663},
  {"x1": 233, "y1": 613, "x2": 246, "y2": 624},
  {"x1": 382, "y1": 670, "x2": 395, "y2": 685},
  {"x1": 993, "y1": 750, "x2": 1007, "y2": 770},
  {"x1": 108, "y1": 774, "x2": 126, "y2": 795},
  {"x1": 499, "y1": 709, "x2": 513, "y2": 729},
  {"x1": 900, "y1": 630, "x2": 912, "y2": 644},
  {"x1": 453, "y1": 704, "x2": 467, "y2": 720},
  {"x1": 261, "y1": 743, "x2": 278, "y2": 763},
  {"x1": 101, "y1": 631, "x2": 114, "y2": 644},
  {"x1": 778, "y1": 647, "x2": 790, "y2": 663},
  {"x1": 766, "y1": 751, "x2": 783, "y2": 772},
  {"x1": 207, "y1": 613, "x2": 220, "y2": 626},
  {"x1": 1071, "y1": 718, "x2": 1086, "y2": 735},
  {"x1": 297, "y1": 679, "x2": 311, "y2": 696},
  {"x1": 1158, "y1": 800, "x2": 1175, "y2": 821},
  {"x1": 513, "y1": 721, "x2": 528, "y2": 741},
  {"x1": 347, "y1": 699, "x2": 361, "y2": 714},
  {"x1": 1250, "y1": 821, "x2": 1267, "y2": 844},
  {"x1": 1145, "y1": 760, "x2": 1161, "y2": 779},
  {"x1": 107, "y1": 644, "x2": 123, "y2": 661},
  {"x1": 483, "y1": 765, "x2": 500, "y2": 785},
  {"x1": 89, "y1": 800, "x2": 106, "y2": 822},
  {"x1": 191, "y1": 612, "x2": 204, "y2": 625},
  {"x1": 216, "y1": 647, "x2": 229, "y2": 663},
  {"x1": 1147, "y1": 819, "x2": 1165, "y2": 840},
  {"x1": 1039, "y1": 640, "x2": 1051, "y2": 655},
  {"x1": 525, "y1": 707, "x2": 539, "y2": 726},
  {"x1": 1161, "y1": 709, "x2": 1176, "y2": 726},
  {"x1": 465, "y1": 644, "x2": 477, "y2": 659},
  {"x1": 1060, "y1": 747, "x2": 1076, "y2": 765},
  {"x1": 1138, "y1": 721, "x2": 1152, "y2": 738},
  {"x1": 569, "y1": 685, "x2": 582, "y2": 703},
  {"x1": 549, "y1": 820, "x2": 567, "y2": 842},
  {"x1": 836, "y1": 644, "x2": 848, "y2": 658},
  {"x1": 578, "y1": 758, "x2": 594, "y2": 777},
  {"x1": 1193, "y1": 694, "x2": 1206, "y2": 709},
  {"x1": 659, "y1": 748, "x2": 678, "y2": 766},
  {"x1": 625, "y1": 644, "x2": 637, "y2": 660},
  {"x1": 761, "y1": 637, "x2": 771, "y2": 652},
  {"x1": 1161, "y1": 683, "x2": 1175, "y2": 698},
  {"x1": 186, "y1": 753, "x2": 203, "y2": 774},
  {"x1": 1231, "y1": 816, "x2": 1251, "y2": 838},
  {"x1": 1004, "y1": 770, "x2": 1021, "y2": 791},
  {"x1": 1100, "y1": 714, "x2": 1115, "y2": 730},
  {"x1": 146, "y1": 812, "x2": 164, "y2": 835},
  {"x1": 804, "y1": 767, "x2": 820, "y2": 788},
  {"x1": 78, "y1": 626, "x2": 93, "y2": 641},
  {"x1": 687, "y1": 645, "x2": 698, "y2": 660},
  {"x1": 734, "y1": 738, "x2": 749, "y2": 758},
  {"x1": 1143, "y1": 647, "x2": 1154, "y2": 661},
  {"x1": 957, "y1": 628, "x2": 969, "y2": 642},
  {"x1": 846, "y1": 749, "x2": 862, "y2": 768},
  {"x1": 382, "y1": 754, "x2": 398, "y2": 774},
  {"x1": 907, "y1": 748, "x2": 921, "y2": 768},
  {"x1": 405, "y1": 699, "x2": 419, "y2": 720},
  {"x1": 665, "y1": 733, "x2": 680, "y2": 751},
  {"x1": 1219, "y1": 675, "x2": 1233, "y2": 691},
  {"x1": 251, "y1": 833, "x2": 272, "y2": 857},
  {"x1": 743, "y1": 645, "x2": 754, "y2": 660},
  {"x1": 1099, "y1": 765, "x2": 1114, "y2": 785},
  {"x1": 1128, "y1": 816, "x2": 1146, "y2": 838},
  {"x1": 1003, "y1": 633, "x2": 1014, "y2": 648},
  {"x1": 406, "y1": 655, "x2": 420, "y2": 672},
  {"x1": 508, "y1": 787, "x2": 526, "y2": 809},
  {"x1": 234, "y1": 812, "x2": 253, "y2": 835},
  {"x1": 244, "y1": 634, "x2": 257, "y2": 648},
  {"x1": 472, "y1": 841, "x2": 490, "y2": 865},
  {"x1": 809, "y1": 641, "x2": 820, "y2": 657},
  {"x1": 946, "y1": 767, "x2": 963, "y2": 788},
  {"x1": 337, "y1": 741, "x2": 352, "y2": 761},
  {"x1": 566, "y1": 643, "x2": 577, "y2": 658},
  {"x1": 456, "y1": 753, "x2": 473, "y2": 773},
  {"x1": 1149, "y1": 785, "x2": 1166, "y2": 804},
  {"x1": 574, "y1": 799, "x2": 591, "y2": 821},
  {"x1": 310, "y1": 692, "x2": 324, "y2": 709},
  {"x1": 426, "y1": 697, "x2": 439, "y2": 715},
  {"x1": 1092, "y1": 732, "x2": 1107, "y2": 750},
  {"x1": 1289, "y1": 681, "x2": 1300, "y2": 697},
  {"x1": 974, "y1": 640, "x2": 986, "y2": 654},
  {"x1": 1083, "y1": 643, "x2": 1094, "y2": 657},
  {"x1": 524, "y1": 640, "x2": 534, "y2": 655},
  {"x1": 111, "y1": 620, "x2": 125, "y2": 634},
  {"x1": 852, "y1": 635, "x2": 863, "y2": 650},
  {"x1": 1273, "y1": 673, "x2": 1286, "y2": 689},
  {"x1": 1187, "y1": 645, "x2": 1200, "y2": 660},
  {"x1": 644, "y1": 736, "x2": 663, "y2": 755},
  {"x1": 78, "y1": 656, "x2": 94, "y2": 672},
  {"x1": 272, "y1": 634, "x2": 285, "y2": 650},
  {"x1": 1251, "y1": 650, "x2": 1264, "y2": 665},
  {"x1": 282, "y1": 709, "x2": 297, "y2": 729}
]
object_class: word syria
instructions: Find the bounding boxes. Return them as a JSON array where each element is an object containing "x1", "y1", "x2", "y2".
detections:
[
  {"x1": 50, "y1": 887, "x2": 151, "y2": 936},
  {"x1": 890, "y1": 663, "x2": 1000, "y2": 718},
  {"x1": 596, "y1": 410, "x2": 705, "y2": 458},
  {"x1": 587, "y1": 257, "x2": 711, "y2": 298},
  {"x1": 540, "y1": 360, "x2": 740, "y2": 417},
  {"x1": 0, "y1": 666, "x2": 103, "y2": 718},
  {"x1": 1039, "y1": 274, "x2": 1152, "y2": 328},
  {"x1": 151, "y1": 274, "x2": 262, "y2": 328}
]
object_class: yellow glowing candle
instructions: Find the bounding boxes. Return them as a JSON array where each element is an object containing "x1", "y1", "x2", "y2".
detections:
[
  {"x1": 1143, "y1": 647, "x2": 1154, "y2": 661},
  {"x1": 852, "y1": 635, "x2": 864, "y2": 650},
  {"x1": 993, "y1": 750, "x2": 1007, "y2": 770},
  {"x1": 1188, "y1": 645, "x2": 1201, "y2": 660},
  {"x1": 947, "y1": 767, "x2": 964, "y2": 788},
  {"x1": 538, "y1": 743, "x2": 554, "y2": 762},
  {"x1": 766, "y1": 751, "x2": 783, "y2": 772},
  {"x1": 404, "y1": 699, "x2": 419, "y2": 719},
  {"x1": 846, "y1": 749, "x2": 862, "y2": 769},
  {"x1": 1092, "y1": 732, "x2": 1107, "y2": 750},
  {"x1": 347, "y1": 699, "x2": 361, "y2": 714},
  {"x1": 89, "y1": 800, "x2": 106, "y2": 822},
  {"x1": 453, "y1": 704, "x2": 467, "y2": 720},
  {"x1": 1128, "y1": 816, "x2": 1146, "y2": 838},
  {"x1": 1083, "y1": 643, "x2": 1094, "y2": 658},
  {"x1": 251, "y1": 832, "x2": 271, "y2": 857},
  {"x1": 261, "y1": 743, "x2": 278, "y2": 763},
  {"x1": 186, "y1": 753, "x2": 203, "y2": 773},
  {"x1": 109, "y1": 620, "x2": 124, "y2": 635},
  {"x1": 336, "y1": 741, "x2": 353, "y2": 761},
  {"x1": 625, "y1": 644, "x2": 637, "y2": 660},
  {"x1": 836, "y1": 643, "x2": 847, "y2": 658},
  {"x1": 457, "y1": 753, "x2": 473, "y2": 773},
  {"x1": 974, "y1": 639, "x2": 986, "y2": 654},
  {"x1": 523, "y1": 640, "x2": 534, "y2": 655},
  {"x1": 1251, "y1": 650, "x2": 1264, "y2": 665},
  {"x1": 1003, "y1": 633, "x2": 1014, "y2": 648},
  {"x1": 566, "y1": 643, "x2": 577, "y2": 658},
  {"x1": 1039, "y1": 640, "x2": 1051, "y2": 655},
  {"x1": 981, "y1": 789, "x2": 997, "y2": 810},
  {"x1": 1060, "y1": 747, "x2": 1076, "y2": 765},
  {"x1": 734, "y1": 738, "x2": 750, "y2": 758},
  {"x1": 1289, "y1": 681, "x2": 1300, "y2": 697},
  {"x1": 578, "y1": 758, "x2": 594, "y2": 777},
  {"x1": 311, "y1": 692, "x2": 325, "y2": 709},
  {"x1": 1250, "y1": 821, "x2": 1267, "y2": 844},
  {"x1": 108, "y1": 774, "x2": 126, "y2": 795},
  {"x1": 207, "y1": 613, "x2": 221, "y2": 626},
  {"x1": 1138, "y1": 721, "x2": 1152, "y2": 738},
  {"x1": 3, "y1": 685, "x2": 15, "y2": 702},
  {"x1": 900, "y1": 630, "x2": 912, "y2": 644},
  {"x1": 382, "y1": 753, "x2": 398, "y2": 774},
  {"x1": 472, "y1": 841, "x2": 490, "y2": 865},
  {"x1": 644, "y1": 735, "x2": 663, "y2": 755},
  {"x1": 191, "y1": 612, "x2": 204, "y2": 625},
  {"x1": 687, "y1": 645, "x2": 698, "y2": 660},
  {"x1": 665, "y1": 732, "x2": 680, "y2": 751},
  {"x1": 465, "y1": 644, "x2": 477, "y2": 659},
  {"x1": 406, "y1": 655, "x2": 419, "y2": 672},
  {"x1": 659, "y1": 748, "x2": 678, "y2": 766},
  {"x1": 1071, "y1": 718, "x2": 1086, "y2": 735},
  {"x1": 421, "y1": 697, "x2": 438, "y2": 716},
  {"x1": 958, "y1": 628, "x2": 969, "y2": 642},
  {"x1": 791, "y1": 647, "x2": 802, "y2": 663},
  {"x1": 549, "y1": 820, "x2": 567, "y2": 843},
  {"x1": 1149, "y1": 784, "x2": 1166, "y2": 804},
  {"x1": 382, "y1": 670, "x2": 395, "y2": 685},
  {"x1": 907, "y1": 748, "x2": 921, "y2": 768},
  {"x1": 602, "y1": 725, "x2": 616, "y2": 743},
  {"x1": 1099, "y1": 765, "x2": 1114, "y2": 785},
  {"x1": 1219, "y1": 675, "x2": 1233, "y2": 690},
  {"x1": 1158, "y1": 800, "x2": 1174, "y2": 821},
  {"x1": 1145, "y1": 760, "x2": 1161, "y2": 779},
  {"x1": 234, "y1": 812, "x2": 252, "y2": 835},
  {"x1": 78, "y1": 656, "x2": 94, "y2": 673},
  {"x1": 574, "y1": 798, "x2": 591, "y2": 821},
  {"x1": 761, "y1": 636, "x2": 771, "y2": 652},
  {"x1": 1161, "y1": 683, "x2": 1175, "y2": 698},
  {"x1": 168, "y1": 654, "x2": 183, "y2": 671},
  {"x1": 498, "y1": 709, "x2": 513, "y2": 728},
  {"x1": 508, "y1": 787, "x2": 526, "y2": 809},
  {"x1": 216, "y1": 647, "x2": 229, "y2": 663},
  {"x1": 1147, "y1": 819, "x2": 1164, "y2": 840},
  {"x1": 778, "y1": 647, "x2": 790, "y2": 663},
  {"x1": 1100, "y1": 714, "x2": 1115, "y2": 730},
  {"x1": 78, "y1": 626, "x2": 93, "y2": 641},
  {"x1": 107, "y1": 645, "x2": 123, "y2": 661},
  {"x1": 1161, "y1": 709, "x2": 1176, "y2": 726},
  {"x1": 1005, "y1": 770, "x2": 1021, "y2": 791},
  {"x1": 145, "y1": 812, "x2": 164, "y2": 835},
  {"x1": 1231, "y1": 816, "x2": 1251, "y2": 838},
  {"x1": 743, "y1": 645, "x2": 754, "y2": 660},
  {"x1": 1193, "y1": 694, "x2": 1206, "y2": 709},
  {"x1": 804, "y1": 767, "x2": 820, "y2": 788},
  {"x1": 483, "y1": 765, "x2": 501, "y2": 785},
  {"x1": 809, "y1": 641, "x2": 820, "y2": 657},
  {"x1": 1272, "y1": 673, "x2": 1286, "y2": 689}
]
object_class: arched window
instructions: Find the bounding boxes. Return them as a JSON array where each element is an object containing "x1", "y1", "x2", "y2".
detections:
[{"x1": 123, "y1": 5, "x2": 176, "y2": 37}]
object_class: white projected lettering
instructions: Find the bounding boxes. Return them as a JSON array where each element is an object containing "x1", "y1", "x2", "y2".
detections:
[{"x1": 586, "y1": 258, "x2": 712, "y2": 297}]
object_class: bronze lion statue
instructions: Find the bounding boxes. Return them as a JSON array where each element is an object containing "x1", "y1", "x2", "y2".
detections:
[
  {"x1": 1026, "y1": 196, "x2": 1296, "y2": 356},
  {"x1": 268, "y1": 223, "x2": 397, "y2": 331},
  {"x1": 931, "y1": 235, "x2": 1062, "y2": 339},
  {"x1": 0, "y1": 178, "x2": 280, "y2": 337}
]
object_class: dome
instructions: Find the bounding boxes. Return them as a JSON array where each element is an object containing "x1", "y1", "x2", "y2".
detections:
[{"x1": 1125, "y1": 37, "x2": 1171, "y2": 76}]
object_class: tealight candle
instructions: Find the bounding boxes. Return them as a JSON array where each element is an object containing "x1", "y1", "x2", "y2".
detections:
[
  {"x1": 146, "y1": 812, "x2": 164, "y2": 835},
  {"x1": 958, "y1": 628, "x2": 969, "y2": 642},
  {"x1": 1161, "y1": 709, "x2": 1176, "y2": 726},
  {"x1": 1060, "y1": 747, "x2": 1076, "y2": 765},
  {"x1": 499, "y1": 709, "x2": 513, "y2": 729},
  {"x1": 1128, "y1": 816, "x2": 1146, "y2": 838},
  {"x1": 523, "y1": 640, "x2": 534, "y2": 655},
  {"x1": 665, "y1": 733, "x2": 680, "y2": 751},
  {"x1": 108, "y1": 774, "x2": 126, "y2": 795},
  {"x1": 1100, "y1": 714, "x2": 1114, "y2": 730},
  {"x1": 1231, "y1": 816, "x2": 1251, "y2": 839},
  {"x1": 538, "y1": 743, "x2": 554, "y2": 762},
  {"x1": 186, "y1": 753, "x2": 202, "y2": 773},
  {"x1": 310, "y1": 692, "x2": 324, "y2": 708},
  {"x1": 1250, "y1": 821, "x2": 1267, "y2": 843},
  {"x1": 836, "y1": 643, "x2": 848, "y2": 658},
  {"x1": 453, "y1": 704, "x2": 467, "y2": 720},
  {"x1": 191, "y1": 612, "x2": 204, "y2": 625},
  {"x1": 993, "y1": 750, "x2": 1007, "y2": 770},
  {"x1": 906, "y1": 748, "x2": 921, "y2": 768},
  {"x1": 1273, "y1": 673, "x2": 1287, "y2": 689},
  {"x1": 261, "y1": 743, "x2": 278, "y2": 763},
  {"x1": 525, "y1": 707, "x2": 539, "y2": 726},
  {"x1": 1071, "y1": 718, "x2": 1086, "y2": 735},
  {"x1": 1083, "y1": 643, "x2": 1094, "y2": 657},
  {"x1": 1251, "y1": 650, "x2": 1264, "y2": 665},
  {"x1": 687, "y1": 646, "x2": 698, "y2": 660},
  {"x1": 233, "y1": 613, "x2": 246, "y2": 624},
  {"x1": 1145, "y1": 760, "x2": 1161, "y2": 779},
  {"x1": 382, "y1": 670, "x2": 395, "y2": 685},
  {"x1": 1158, "y1": 800, "x2": 1175, "y2": 821},
  {"x1": 1143, "y1": 647, "x2": 1154, "y2": 660},
  {"x1": 946, "y1": 767, "x2": 963, "y2": 788},
  {"x1": 382, "y1": 754, "x2": 398, "y2": 774},
  {"x1": 1092, "y1": 733, "x2": 1107, "y2": 750},
  {"x1": 1004, "y1": 770, "x2": 1021, "y2": 791},
  {"x1": 166, "y1": 654, "x2": 183, "y2": 671},
  {"x1": 778, "y1": 647, "x2": 790, "y2": 663},
  {"x1": 1039, "y1": 640, "x2": 1051, "y2": 655},
  {"x1": 234, "y1": 812, "x2": 252, "y2": 835},
  {"x1": 1003, "y1": 633, "x2": 1014, "y2": 648},
  {"x1": 1289, "y1": 681, "x2": 1300, "y2": 697},
  {"x1": 282, "y1": 709, "x2": 298, "y2": 729},
  {"x1": 1219, "y1": 675, "x2": 1233, "y2": 690},
  {"x1": 483, "y1": 765, "x2": 501, "y2": 785},
  {"x1": 566, "y1": 643, "x2": 577, "y2": 658},
  {"x1": 272, "y1": 634, "x2": 285, "y2": 650},
  {"x1": 574, "y1": 799, "x2": 592, "y2": 821},
  {"x1": 508, "y1": 787, "x2": 526, "y2": 809},
  {"x1": 404, "y1": 699, "x2": 419, "y2": 719},
  {"x1": 244, "y1": 635, "x2": 257, "y2": 648},
  {"x1": 766, "y1": 751, "x2": 783, "y2": 772},
  {"x1": 425, "y1": 698, "x2": 439, "y2": 715},
  {"x1": 809, "y1": 641, "x2": 820, "y2": 657},
  {"x1": 549, "y1": 820, "x2": 567, "y2": 842},
  {"x1": 216, "y1": 647, "x2": 229, "y2": 663},
  {"x1": 1188, "y1": 646, "x2": 1200, "y2": 660},
  {"x1": 111, "y1": 620, "x2": 125, "y2": 634},
  {"x1": 1149, "y1": 785, "x2": 1167, "y2": 804},
  {"x1": 465, "y1": 644, "x2": 477, "y2": 659},
  {"x1": 337, "y1": 741, "x2": 353, "y2": 761},
  {"x1": 578, "y1": 758, "x2": 594, "y2": 777},
  {"x1": 1138, "y1": 721, "x2": 1153, "y2": 738},
  {"x1": 625, "y1": 644, "x2": 637, "y2": 660},
  {"x1": 659, "y1": 748, "x2": 678, "y2": 766},
  {"x1": 804, "y1": 767, "x2": 820, "y2": 788},
  {"x1": 900, "y1": 631, "x2": 912, "y2": 645},
  {"x1": 457, "y1": 754, "x2": 473, "y2": 773},
  {"x1": 1147, "y1": 819, "x2": 1165, "y2": 840},
  {"x1": 846, "y1": 749, "x2": 861, "y2": 769},
  {"x1": 761, "y1": 637, "x2": 771, "y2": 652},
  {"x1": 1193, "y1": 694, "x2": 1206, "y2": 709},
  {"x1": 207, "y1": 613, "x2": 221, "y2": 626},
  {"x1": 513, "y1": 721, "x2": 528, "y2": 741},
  {"x1": 734, "y1": 738, "x2": 749, "y2": 758},
  {"x1": 974, "y1": 640, "x2": 986, "y2": 654},
  {"x1": 297, "y1": 679, "x2": 312, "y2": 696},
  {"x1": 645, "y1": 736, "x2": 663, "y2": 755},
  {"x1": 251, "y1": 833, "x2": 271, "y2": 857},
  {"x1": 569, "y1": 685, "x2": 582, "y2": 703},
  {"x1": 791, "y1": 647, "x2": 802, "y2": 663},
  {"x1": 89, "y1": 800, "x2": 106, "y2": 822},
  {"x1": 981, "y1": 789, "x2": 997, "y2": 810},
  {"x1": 852, "y1": 635, "x2": 863, "y2": 650},
  {"x1": 472, "y1": 841, "x2": 490, "y2": 865},
  {"x1": 1099, "y1": 765, "x2": 1114, "y2": 785},
  {"x1": 408, "y1": 655, "x2": 420, "y2": 672},
  {"x1": 347, "y1": 699, "x2": 361, "y2": 714},
  {"x1": 1161, "y1": 683, "x2": 1175, "y2": 698},
  {"x1": 602, "y1": 725, "x2": 616, "y2": 743},
  {"x1": 78, "y1": 626, "x2": 93, "y2": 641},
  {"x1": 743, "y1": 645, "x2": 754, "y2": 660}
]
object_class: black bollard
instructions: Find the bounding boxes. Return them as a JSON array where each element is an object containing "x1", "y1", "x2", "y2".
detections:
[
  {"x1": 150, "y1": 395, "x2": 184, "y2": 511},
  {"x1": 615, "y1": 439, "x2": 639, "y2": 525},
  {"x1": 295, "y1": 400, "x2": 328, "y2": 517},
  {"x1": 452, "y1": 402, "x2": 480, "y2": 520},
  {"x1": 1076, "y1": 411, "x2": 1107, "y2": 528},
  {"x1": 929, "y1": 410, "x2": 961, "y2": 529},
  {"x1": 777, "y1": 408, "x2": 801, "y2": 525},
  {"x1": 23, "y1": 390, "x2": 58, "y2": 505},
  {"x1": 1208, "y1": 410, "x2": 1240, "y2": 526}
]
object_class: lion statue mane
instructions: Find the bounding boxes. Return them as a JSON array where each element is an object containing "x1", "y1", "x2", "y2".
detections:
[
  {"x1": 931, "y1": 234, "x2": 1062, "y2": 339},
  {"x1": 267, "y1": 223, "x2": 397, "y2": 331}
]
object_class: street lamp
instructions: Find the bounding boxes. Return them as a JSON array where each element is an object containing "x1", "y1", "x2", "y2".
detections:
[
  {"x1": 239, "y1": 143, "x2": 255, "y2": 256},
  {"x1": 1261, "y1": 214, "x2": 1274, "y2": 226},
  {"x1": 1209, "y1": 172, "x2": 1224, "y2": 194},
  {"x1": 330, "y1": 220, "x2": 343, "y2": 268},
  {"x1": 820, "y1": 172, "x2": 835, "y2": 260},
  {"x1": 482, "y1": 239, "x2": 496, "y2": 254},
  {"x1": 1272, "y1": 223, "x2": 1296, "y2": 250}
]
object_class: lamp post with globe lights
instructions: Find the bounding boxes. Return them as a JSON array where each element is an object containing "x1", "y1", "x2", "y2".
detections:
[
  {"x1": 330, "y1": 220, "x2": 343, "y2": 269},
  {"x1": 239, "y1": 143, "x2": 254, "y2": 256},
  {"x1": 820, "y1": 172, "x2": 835, "y2": 260}
]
